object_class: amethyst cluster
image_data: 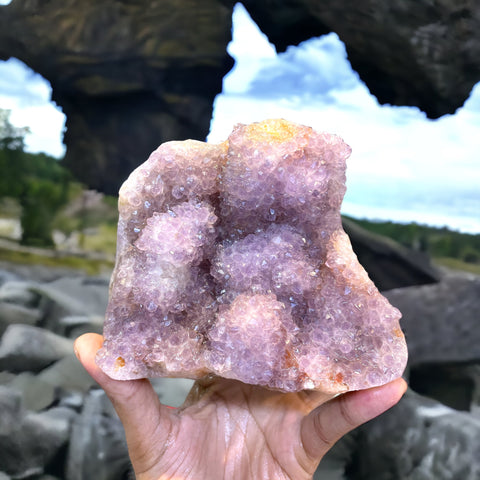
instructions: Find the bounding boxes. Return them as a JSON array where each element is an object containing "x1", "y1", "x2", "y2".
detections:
[{"x1": 97, "y1": 119, "x2": 407, "y2": 393}]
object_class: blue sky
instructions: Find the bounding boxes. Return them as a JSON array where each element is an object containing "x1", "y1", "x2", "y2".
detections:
[
  {"x1": 0, "y1": 2, "x2": 479, "y2": 232},
  {"x1": 0, "y1": 57, "x2": 66, "y2": 157},
  {"x1": 209, "y1": 4, "x2": 480, "y2": 233}
]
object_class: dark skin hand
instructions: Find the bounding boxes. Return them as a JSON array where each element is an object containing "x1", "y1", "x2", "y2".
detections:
[{"x1": 75, "y1": 333, "x2": 406, "y2": 480}]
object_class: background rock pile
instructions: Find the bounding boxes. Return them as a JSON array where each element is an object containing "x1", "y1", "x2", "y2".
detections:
[
  {"x1": 0, "y1": 266, "x2": 194, "y2": 480},
  {"x1": 0, "y1": 256, "x2": 478, "y2": 479}
]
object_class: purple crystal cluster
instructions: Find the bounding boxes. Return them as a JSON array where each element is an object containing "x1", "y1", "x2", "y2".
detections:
[{"x1": 97, "y1": 119, "x2": 407, "y2": 393}]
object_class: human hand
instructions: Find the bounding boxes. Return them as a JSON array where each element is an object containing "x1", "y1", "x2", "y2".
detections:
[{"x1": 74, "y1": 333, "x2": 406, "y2": 480}]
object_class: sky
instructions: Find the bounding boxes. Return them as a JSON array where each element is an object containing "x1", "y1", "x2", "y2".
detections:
[{"x1": 0, "y1": 2, "x2": 479, "y2": 233}]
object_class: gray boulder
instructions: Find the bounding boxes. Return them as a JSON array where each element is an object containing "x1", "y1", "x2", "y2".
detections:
[
  {"x1": 0, "y1": 301, "x2": 42, "y2": 336},
  {"x1": 410, "y1": 363, "x2": 480, "y2": 412},
  {"x1": 5, "y1": 372, "x2": 56, "y2": 412},
  {"x1": 0, "y1": 386, "x2": 75, "y2": 478},
  {"x1": 3, "y1": 353, "x2": 97, "y2": 412},
  {"x1": 66, "y1": 389, "x2": 131, "y2": 480},
  {"x1": 386, "y1": 273, "x2": 480, "y2": 366},
  {"x1": 37, "y1": 354, "x2": 98, "y2": 393},
  {"x1": 0, "y1": 324, "x2": 73, "y2": 372},
  {"x1": 352, "y1": 390, "x2": 480, "y2": 480},
  {"x1": 314, "y1": 433, "x2": 357, "y2": 480},
  {"x1": 32, "y1": 277, "x2": 109, "y2": 316},
  {"x1": 0, "y1": 281, "x2": 39, "y2": 308},
  {"x1": 0, "y1": 371, "x2": 15, "y2": 385},
  {"x1": 58, "y1": 314, "x2": 104, "y2": 339},
  {"x1": 0, "y1": 262, "x2": 84, "y2": 283},
  {"x1": 0, "y1": 269, "x2": 19, "y2": 287},
  {"x1": 31, "y1": 277, "x2": 109, "y2": 333},
  {"x1": 343, "y1": 218, "x2": 440, "y2": 291}
]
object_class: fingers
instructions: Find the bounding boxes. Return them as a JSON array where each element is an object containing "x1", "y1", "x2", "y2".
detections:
[
  {"x1": 74, "y1": 333, "x2": 176, "y2": 475},
  {"x1": 301, "y1": 378, "x2": 407, "y2": 461}
]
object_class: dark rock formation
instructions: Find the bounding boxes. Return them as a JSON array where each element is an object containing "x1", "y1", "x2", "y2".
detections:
[
  {"x1": 0, "y1": 301, "x2": 41, "y2": 336},
  {"x1": 1, "y1": 1, "x2": 479, "y2": 193},
  {"x1": 343, "y1": 218, "x2": 440, "y2": 290},
  {"x1": 242, "y1": 0, "x2": 480, "y2": 118},
  {"x1": 386, "y1": 273, "x2": 480, "y2": 366},
  {"x1": 0, "y1": 0, "x2": 234, "y2": 194},
  {"x1": 0, "y1": 386, "x2": 75, "y2": 479},
  {"x1": 66, "y1": 390, "x2": 131, "y2": 480},
  {"x1": 350, "y1": 390, "x2": 480, "y2": 480},
  {"x1": 410, "y1": 363, "x2": 480, "y2": 411},
  {"x1": 0, "y1": 324, "x2": 73, "y2": 373}
]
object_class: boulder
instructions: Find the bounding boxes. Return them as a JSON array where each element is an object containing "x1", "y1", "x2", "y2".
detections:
[
  {"x1": 0, "y1": 386, "x2": 75, "y2": 479},
  {"x1": 0, "y1": 261, "x2": 85, "y2": 283},
  {"x1": 385, "y1": 273, "x2": 480, "y2": 366},
  {"x1": 6, "y1": 372, "x2": 56, "y2": 412},
  {"x1": 351, "y1": 390, "x2": 480, "y2": 480},
  {"x1": 37, "y1": 354, "x2": 98, "y2": 393},
  {"x1": 313, "y1": 433, "x2": 357, "y2": 480},
  {"x1": 0, "y1": 371, "x2": 14, "y2": 385},
  {"x1": 66, "y1": 389, "x2": 131, "y2": 480},
  {"x1": 0, "y1": 324, "x2": 73, "y2": 372},
  {"x1": 0, "y1": 301, "x2": 42, "y2": 336},
  {"x1": 0, "y1": 269, "x2": 19, "y2": 287},
  {"x1": 31, "y1": 277, "x2": 109, "y2": 333},
  {"x1": 3, "y1": 353, "x2": 97, "y2": 412},
  {"x1": 59, "y1": 314, "x2": 104, "y2": 339},
  {"x1": 410, "y1": 363, "x2": 480, "y2": 412},
  {"x1": 0, "y1": 281, "x2": 39, "y2": 308},
  {"x1": 343, "y1": 218, "x2": 440, "y2": 290},
  {"x1": 33, "y1": 277, "x2": 109, "y2": 316}
]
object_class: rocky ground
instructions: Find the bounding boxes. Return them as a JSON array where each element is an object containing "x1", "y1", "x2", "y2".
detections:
[{"x1": 0, "y1": 262, "x2": 478, "y2": 479}]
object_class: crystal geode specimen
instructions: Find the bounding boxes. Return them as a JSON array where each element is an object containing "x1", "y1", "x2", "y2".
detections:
[{"x1": 97, "y1": 119, "x2": 407, "y2": 394}]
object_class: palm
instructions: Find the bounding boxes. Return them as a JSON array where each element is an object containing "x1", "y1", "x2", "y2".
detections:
[
  {"x1": 75, "y1": 333, "x2": 406, "y2": 480},
  {"x1": 148, "y1": 378, "x2": 327, "y2": 480}
]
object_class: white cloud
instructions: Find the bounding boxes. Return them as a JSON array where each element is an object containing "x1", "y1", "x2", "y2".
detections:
[
  {"x1": 227, "y1": 3, "x2": 276, "y2": 60},
  {"x1": 222, "y1": 3, "x2": 276, "y2": 93},
  {"x1": 0, "y1": 58, "x2": 66, "y2": 158},
  {"x1": 247, "y1": 34, "x2": 360, "y2": 98},
  {"x1": 0, "y1": 58, "x2": 52, "y2": 107},
  {"x1": 210, "y1": 4, "x2": 480, "y2": 233}
]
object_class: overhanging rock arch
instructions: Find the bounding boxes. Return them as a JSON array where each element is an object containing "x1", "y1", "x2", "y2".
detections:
[{"x1": 0, "y1": 0, "x2": 479, "y2": 194}]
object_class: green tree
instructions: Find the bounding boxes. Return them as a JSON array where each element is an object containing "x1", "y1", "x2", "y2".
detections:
[
  {"x1": 0, "y1": 109, "x2": 70, "y2": 246},
  {"x1": 0, "y1": 109, "x2": 29, "y2": 151}
]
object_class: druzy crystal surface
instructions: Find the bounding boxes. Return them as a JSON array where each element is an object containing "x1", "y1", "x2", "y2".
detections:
[{"x1": 97, "y1": 119, "x2": 407, "y2": 393}]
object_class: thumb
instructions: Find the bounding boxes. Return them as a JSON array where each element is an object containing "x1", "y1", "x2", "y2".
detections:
[
  {"x1": 74, "y1": 333, "x2": 176, "y2": 474},
  {"x1": 301, "y1": 377, "x2": 407, "y2": 461}
]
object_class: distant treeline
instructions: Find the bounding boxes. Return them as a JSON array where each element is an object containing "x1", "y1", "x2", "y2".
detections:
[{"x1": 344, "y1": 216, "x2": 480, "y2": 264}]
